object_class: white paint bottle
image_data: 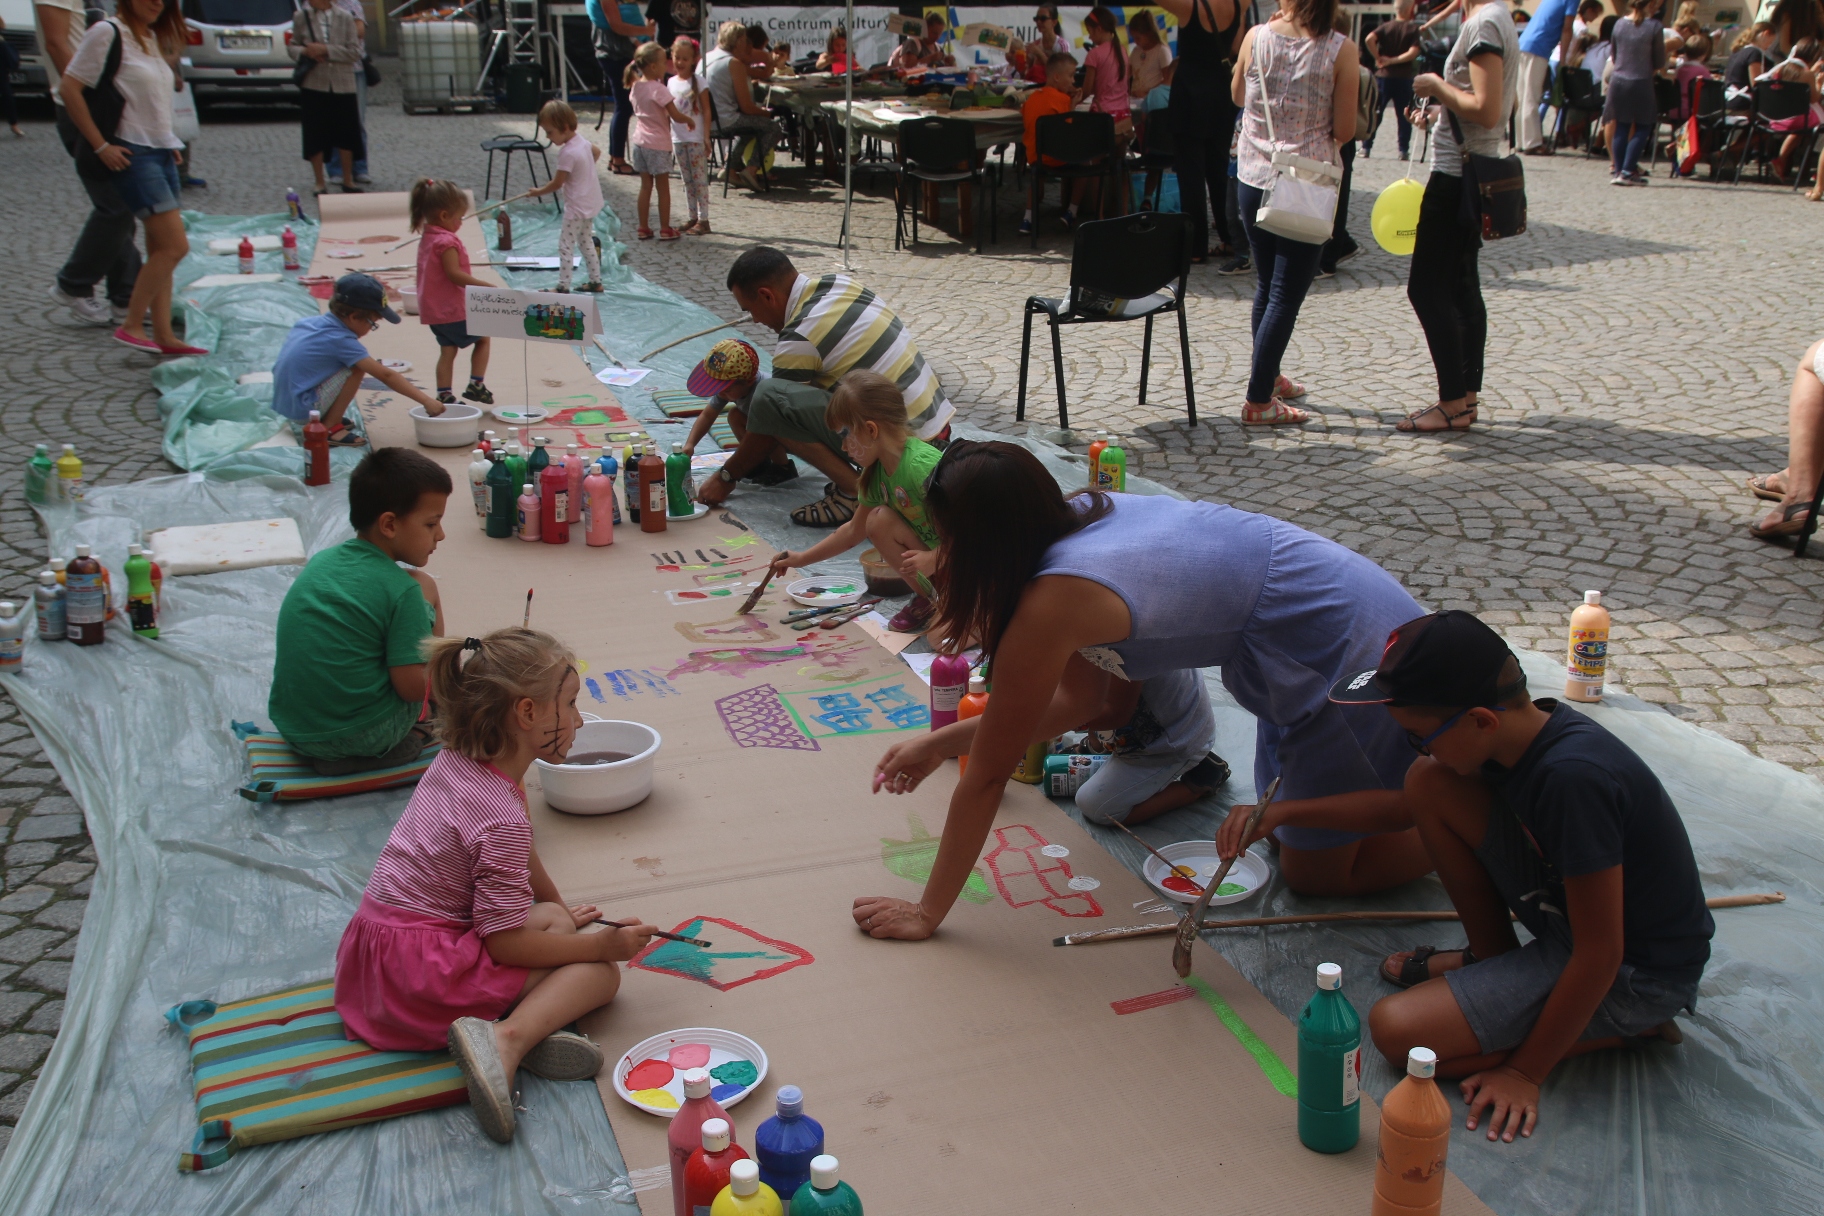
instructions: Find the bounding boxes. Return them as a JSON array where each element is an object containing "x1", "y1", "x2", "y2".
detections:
[
  {"x1": 0, "y1": 601, "x2": 25, "y2": 670},
  {"x1": 1564, "y1": 590, "x2": 1611, "y2": 703}
]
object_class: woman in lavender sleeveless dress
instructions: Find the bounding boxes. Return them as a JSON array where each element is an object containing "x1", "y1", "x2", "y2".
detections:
[{"x1": 853, "y1": 442, "x2": 1435, "y2": 942}]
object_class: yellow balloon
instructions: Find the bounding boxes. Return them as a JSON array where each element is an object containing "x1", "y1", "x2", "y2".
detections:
[{"x1": 1371, "y1": 178, "x2": 1426, "y2": 256}]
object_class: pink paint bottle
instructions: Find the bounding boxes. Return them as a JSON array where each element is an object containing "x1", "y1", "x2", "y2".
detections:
[
  {"x1": 564, "y1": 442, "x2": 587, "y2": 514},
  {"x1": 582, "y1": 460, "x2": 615, "y2": 546},
  {"x1": 670, "y1": 1069, "x2": 733, "y2": 1216},
  {"x1": 517, "y1": 484, "x2": 541, "y2": 541},
  {"x1": 929, "y1": 652, "x2": 972, "y2": 730}
]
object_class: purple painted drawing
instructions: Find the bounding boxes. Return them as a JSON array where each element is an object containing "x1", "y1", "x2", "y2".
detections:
[{"x1": 716, "y1": 684, "x2": 821, "y2": 752}]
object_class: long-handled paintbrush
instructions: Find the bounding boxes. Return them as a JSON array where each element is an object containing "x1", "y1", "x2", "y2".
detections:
[
  {"x1": 1102, "y1": 816, "x2": 1199, "y2": 881},
  {"x1": 736, "y1": 556, "x2": 784, "y2": 615},
  {"x1": 1173, "y1": 776, "x2": 1279, "y2": 978},
  {"x1": 1057, "y1": 891, "x2": 1787, "y2": 947},
  {"x1": 595, "y1": 918, "x2": 713, "y2": 948},
  {"x1": 818, "y1": 598, "x2": 883, "y2": 628}
]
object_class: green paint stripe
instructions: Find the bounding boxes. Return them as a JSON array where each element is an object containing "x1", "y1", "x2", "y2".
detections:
[{"x1": 1186, "y1": 976, "x2": 1298, "y2": 1099}]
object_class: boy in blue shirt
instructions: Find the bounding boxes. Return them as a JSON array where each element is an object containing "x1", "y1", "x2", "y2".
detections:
[{"x1": 271, "y1": 273, "x2": 446, "y2": 446}]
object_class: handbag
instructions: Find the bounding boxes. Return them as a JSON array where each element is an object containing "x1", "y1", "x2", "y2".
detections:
[
  {"x1": 292, "y1": 10, "x2": 320, "y2": 85},
  {"x1": 73, "y1": 20, "x2": 125, "y2": 182},
  {"x1": 1448, "y1": 109, "x2": 1526, "y2": 240},
  {"x1": 363, "y1": 53, "x2": 381, "y2": 87},
  {"x1": 1248, "y1": 42, "x2": 1342, "y2": 245}
]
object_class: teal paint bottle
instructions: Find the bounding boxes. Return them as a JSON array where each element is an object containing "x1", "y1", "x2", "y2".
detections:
[
  {"x1": 1297, "y1": 962, "x2": 1361, "y2": 1153},
  {"x1": 788, "y1": 1155, "x2": 862, "y2": 1216},
  {"x1": 485, "y1": 452, "x2": 517, "y2": 539}
]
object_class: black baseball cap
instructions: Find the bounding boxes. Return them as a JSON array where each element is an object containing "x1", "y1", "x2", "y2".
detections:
[
  {"x1": 1329, "y1": 610, "x2": 1525, "y2": 708},
  {"x1": 331, "y1": 273, "x2": 401, "y2": 324}
]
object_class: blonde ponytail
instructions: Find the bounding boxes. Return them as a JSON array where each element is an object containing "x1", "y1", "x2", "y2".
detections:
[{"x1": 425, "y1": 628, "x2": 576, "y2": 761}]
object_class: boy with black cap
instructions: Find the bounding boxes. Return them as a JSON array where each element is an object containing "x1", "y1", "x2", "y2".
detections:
[
  {"x1": 271, "y1": 273, "x2": 448, "y2": 446},
  {"x1": 1223, "y1": 609, "x2": 1712, "y2": 1143}
]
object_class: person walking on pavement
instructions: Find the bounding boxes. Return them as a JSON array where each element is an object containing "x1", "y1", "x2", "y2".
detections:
[
  {"x1": 1364, "y1": 0, "x2": 1422, "y2": 158},
  {"x1": 37, "y1": 0, "x2": 140, "y2": 327}
]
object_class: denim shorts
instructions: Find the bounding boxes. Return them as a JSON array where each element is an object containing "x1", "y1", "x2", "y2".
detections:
[
  {"x1": 428, "y1": 320, "x2": 478, "y2": 349},
  {"x1": 1446, "y1": 935, "x2": 1701, "y2": 1054},
  {"x1": 114, "y1": 143, "x2": 182, "y2": 219}
]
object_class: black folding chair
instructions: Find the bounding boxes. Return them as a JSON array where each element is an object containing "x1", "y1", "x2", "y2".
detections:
[
  {"x1": 481, "y1": 129, "x2": 555, "y2": 210},
  {"x1": 1731, "y1": 81, "x2": 1812, "y2": 184},
  {"x1": 894, "y1": 116, "x2": 996, "y2": 252},
  {"x1": 707, "y1": 93, "x2": 773, "y2": 196},
  {"x1": 1681, "y1": 77, "x2": 1730, "y2": 177},
  {"x1": 1135, "y1": 109, "x2": 1176, "y2": 211},
  {"x1": 1029, "y1": 112, "x2": 1116, "y2": 248},
  {"x1": 1647, "y1": 75, "x2": 1681, "y2": 171},
  {"x1": 1017, "y1": 212, "x2": 1196, "y2": 431}
]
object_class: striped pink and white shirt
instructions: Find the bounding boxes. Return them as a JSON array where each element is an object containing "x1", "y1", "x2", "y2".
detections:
[{"x1": 365, "y1": 750, "x2": 535, "y2": 938}]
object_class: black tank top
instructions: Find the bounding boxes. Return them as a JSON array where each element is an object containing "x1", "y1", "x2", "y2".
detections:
[{"x1": 1170, "y1": 0, "x2": 1243, "y2": 135}]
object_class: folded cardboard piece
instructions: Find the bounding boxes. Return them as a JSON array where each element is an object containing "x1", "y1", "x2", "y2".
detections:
[{"x1": 336, "y1": 191, "x2": 1494, "y2": 1215}]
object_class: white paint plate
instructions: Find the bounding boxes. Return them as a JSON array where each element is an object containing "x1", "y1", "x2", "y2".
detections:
[
  {"x1": 1142, "y1": 841, "x2": 1269, "y2": 906},
  {"x1": 612, "y1": 1027, "x2": 769, "y2": 1118},
  {"x1": 492, "y1": 406, "x2": 550, "y2": 425},
  {"x1": 666, "y1": 502, "x2": 711, "y2": 521},
  {"x1": 786, "y1": 577, "x2": 864, "y2": 607}
]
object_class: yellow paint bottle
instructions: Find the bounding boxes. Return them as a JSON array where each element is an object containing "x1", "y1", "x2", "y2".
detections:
[
  {"x1": 1564, "y1": 589, "x2": 1611, "y2": 703},
  {"x1": 711, "y1": 1159, "x2": 783, "y2": 1216},
  {"x1": 1011, "y1": 737, "x2": 1051, "y2": 784}
]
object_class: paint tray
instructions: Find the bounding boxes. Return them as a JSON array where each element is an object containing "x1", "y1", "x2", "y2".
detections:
[
  {"x1": 611, "y1": 1027, "x2": 768, "y2": 1117},
  {"x1": 1142, "y1": 843, "x2": 1269, "y2": 906}
]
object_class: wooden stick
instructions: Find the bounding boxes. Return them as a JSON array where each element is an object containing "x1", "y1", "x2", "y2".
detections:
[
  {"x1": 592, "y1": 333, "x2": 627, "y2": 369},
  {"x1": 1103, "y1": 817, "x2": 1198, "y2": 880},
  {"x1": 640, "y1": 315, "x2": 750, "y2": 362},
  {"x1": 1054, "y1": 892, "x2": 1786, "y2": 947},
  {"x1": 386, "y1": 191, "x2": 533, "y2": 252}
]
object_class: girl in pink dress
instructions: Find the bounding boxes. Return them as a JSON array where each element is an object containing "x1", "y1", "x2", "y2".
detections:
[{"x1": 334, "y1": 627, "x2": 659, "y2": 1144}]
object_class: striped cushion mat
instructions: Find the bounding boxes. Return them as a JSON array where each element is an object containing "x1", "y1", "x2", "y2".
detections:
[
  {"x1": 234, "y1": 722, "x2": 437, "y2": 803},
  {"x1": 168, "y1": 979, "x2": 468, "y2": 1172}
]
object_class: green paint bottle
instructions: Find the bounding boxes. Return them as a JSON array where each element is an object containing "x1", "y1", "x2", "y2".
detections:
[
  {"x1": 789, "y1": 1155, "x2": 863, "y2": 1216},
  {"x1": 24, "y1": 444, "x2": 54, "y2": 505},
  {"x1": 124, "y1": 544, "x2": 157, "y2": 638},
  {"x1": 666, "y1": 442, "x2": 692, "y2": 518},
  {"x1": 1297, "y1": 962, "x2": 1361, "y2": 1153},
  {"x1": 1094, "y1": 439, "x2": 1125, "y2": 492},
  {"x1": 485, "y1": 452, "x2": 517, "y2": 539}
]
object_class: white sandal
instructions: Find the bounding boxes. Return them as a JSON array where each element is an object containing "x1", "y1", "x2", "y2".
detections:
[{"x1": 1240, "y1": 397, "x2": 1309, "y2": 426}]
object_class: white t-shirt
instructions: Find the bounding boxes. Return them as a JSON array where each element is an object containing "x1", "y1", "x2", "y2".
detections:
[
  {"x1": 553, "y1": 132, "x2": 604, "y2": 219},
  {"x1": 64, "y1": 19, "x2": 181, "y2": 150},
  {"x1": 1430, "y1": 0, "x2": 1519, "y2": 178},
  {"x1": 667, "y1": 72, "x2": 705, "y2": 143},
  {"x1": 32, "y1": 0, "x2": 85, "y2": 107}
]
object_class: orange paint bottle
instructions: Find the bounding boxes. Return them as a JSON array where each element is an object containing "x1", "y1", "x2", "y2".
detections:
[
  {"x1": 956, "y1": 673, "x2": 988, "y2": 776},
  {"x1": 1371, "y1": 1046, "x2": 1451, "y2": 1216},
  {"x1": 1564, "y1": 589, "x2": 1610, "y2": 703}
]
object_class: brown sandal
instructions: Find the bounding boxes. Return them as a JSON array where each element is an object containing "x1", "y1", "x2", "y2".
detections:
[
  {"x1": 1748, "y1": 472, "x2": 1788, "y2": 502},
  {"x1": 1397, "y1": 402, "x2": 1477, "y2": 433},
  {"x1": 1750, "y1": 501, "x2": 1815, "y2": 540}
]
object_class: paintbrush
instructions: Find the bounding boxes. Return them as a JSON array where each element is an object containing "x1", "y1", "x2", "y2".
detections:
[
  {"x1": 386, "y1": 191, "x2": 533, "y2": 252},
  {"x1": 818, "y1": 598, "x2": 883, "y2": 629},
  {"x1": 1055, "y1": 891, "x2": 1789, "y2": 947},
  {"x1": 788, "y1": 598, "x2": 877, "y2": 630},
  {"x1": 640, "y1": 315, "x2": 752, "y2": 362},
  {"x1": 1173, "y1": 775, "x2": 1280, "y2": 979},
  {"x1": 1102, "y1": 817, "x2": 1199, "y2": 881},
  {"x1": 523, "y1": 588, "x2": 533, "y2": 629},
  {"x1": 736, "y1": 556, "x2": 784, "y2": 615},
  {"x1": 781, "y1": 604, "x2": 843, "y2": 623},
  {"x1": 595, "y1": 918, "x2": 713, "y2": 948}
]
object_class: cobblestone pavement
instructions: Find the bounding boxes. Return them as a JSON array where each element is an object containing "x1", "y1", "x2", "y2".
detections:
[{"x1": 0, "y1": 74, "x2": 1819, "y2": 1155}]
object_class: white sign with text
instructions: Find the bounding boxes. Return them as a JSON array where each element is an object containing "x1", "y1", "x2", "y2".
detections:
[{"x1": 465, "y1": 287, "x2": 604, "y2": 345}]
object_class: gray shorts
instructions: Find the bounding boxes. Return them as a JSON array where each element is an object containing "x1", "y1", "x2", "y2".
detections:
[
  {"x1": 1445, "y1": 936, "x2": 1700, "y2": 1054},
  {"x1": 1075, "y1": 748, "x2": 1203, "y2": 824},
  {"x1": 629, "y1": 144, "x2": 674, "y2": 176},
  {"x1": 737, "y1": 379, "x2": 844, "y2": 452}
]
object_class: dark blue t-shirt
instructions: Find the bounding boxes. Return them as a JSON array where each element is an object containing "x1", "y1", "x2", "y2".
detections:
[{"x1": 1483, "y1": 701, "x2": 1713, "y2": 979}]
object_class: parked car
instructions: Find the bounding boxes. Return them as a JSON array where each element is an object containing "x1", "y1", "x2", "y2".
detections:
[
  {"x1": 0, "y1": 0, "x2": 51, "y2": 96},
  {"x1": 181, "y1": 0, "x2": 301, "y2": 104}
]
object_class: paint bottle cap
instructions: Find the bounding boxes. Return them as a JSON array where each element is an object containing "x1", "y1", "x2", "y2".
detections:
[
  {"x1": 728, "y1": 1159, "x2": 760, "y2": 1197},
  {"x1": 809, "y1": 1155, "x2": 840, "y2": 1191},
  {"x1": 1407, "y1": 1047, "x2": 1438, "y2": 1079},
  {"x1": 74, "y1": 545, "x2": 90, "y2": 559},
  {"x1": 128, "y1": 543, "x2": 142, "y2": 556},
  {"x1": 0, "y1": 602, "x2": 15, "y2": 615},
  {"x1": 700, "y1": 1118, "x2": 731, "y2": 1151},
  {"x1": 774, "y1": 1085, "x2": 803, "y2": 1118},
  {"x1": 50, "y1": 558, "x2": 66, "y2": 573},
  {"x1": 308, "y1": 410, "x2": 321, "y2": 422},
  {"x1": 38, "y1": 572, "x2": 55, "y2": 586},
  {"x1": 968, "y1": 674, "x2": 986, "y2": 694},
  {"x1": 681, "y1": 1068, "x2": 713, "y2": 1099},
  {"x1": 472, "y1": 448, "x2": 485, "y2": 458},
  {"x1": 1584, "y1": 590, "x2": 1602, "y2": 605},
  {"x1": 1315, "y1": 962, "x2": 1342, "y2": 991},
  {"x1": 671, "y1": 441, "x2": 685, "y2": 454},
  {"x1": 567, "y1": 443, "x2": 578, "y2": 453},
  {"x1": 62, "y1": 443, "x2": 75, "y2": 455}
]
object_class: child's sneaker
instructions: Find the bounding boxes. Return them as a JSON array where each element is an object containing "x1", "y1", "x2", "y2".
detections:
[
  {"x1": 436, "y1": 389, "x2": 458, "y2": 405},
  {"x1": 578, "y1": 281, "x2": 604, "y2": 292},
  {"x1": 461, "y1": 382, "x2": 494, "y2": 405},
  {"x1": 1018, "y1": 216, "x2": 1033, "y2": 235}
]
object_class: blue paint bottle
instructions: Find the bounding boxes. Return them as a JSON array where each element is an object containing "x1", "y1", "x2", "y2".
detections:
[{"x1": 754, "y1": 1085, "x2": 823, "y2": 1211}]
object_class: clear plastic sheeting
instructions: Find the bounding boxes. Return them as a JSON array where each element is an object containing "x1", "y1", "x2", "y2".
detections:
[
  {"x1": 0, "y1": 475, "x2": 643, "y2": 1216},
  {"x1": 1063, "y1": 649, "x2": 1824, "y2": 1216}
]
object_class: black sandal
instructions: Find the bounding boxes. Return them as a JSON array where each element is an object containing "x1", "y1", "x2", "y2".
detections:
[
  {"x1": 1396, "y1": 402, "x2": 1478, "y2": 433},
  {"x1": 1381, "y1": 944, "x2": 1476, "y2": 988}
]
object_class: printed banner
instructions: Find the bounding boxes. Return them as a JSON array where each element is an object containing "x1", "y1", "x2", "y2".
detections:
[
  {"x1": 464, "y1": 287, "x2": 604, "y2": 344},
  {"x1": 707, "y1": 6, "x2": 897, "y2": 68}
]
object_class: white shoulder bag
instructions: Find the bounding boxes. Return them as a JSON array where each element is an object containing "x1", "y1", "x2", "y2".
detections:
[{"x1": 1249, "y1": 36, "x2": 1343, "y2": 245}]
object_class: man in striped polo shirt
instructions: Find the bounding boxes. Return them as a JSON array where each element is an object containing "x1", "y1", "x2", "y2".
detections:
[{"x1": 693, "y1": 246, "x2": 953, "y2": 526}]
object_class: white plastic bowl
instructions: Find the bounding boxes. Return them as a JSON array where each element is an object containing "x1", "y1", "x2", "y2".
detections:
[
  {"x1": 399, "y1": 287, "x2": 419, "y2": 315},
  {"x1": 409, "y1": 403, "x2": 481, "y2": 448},
  {"x1": 535, "y1": 719, "x2": 662, "y2": 814},
  {"x1": 1142, "y1": 841, "x2": 1269, "y2": 906}
]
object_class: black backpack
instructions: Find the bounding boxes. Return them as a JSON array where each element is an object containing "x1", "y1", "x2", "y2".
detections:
[{"x1": 73, "y1": 20, "x2": 125, "y2": 182}]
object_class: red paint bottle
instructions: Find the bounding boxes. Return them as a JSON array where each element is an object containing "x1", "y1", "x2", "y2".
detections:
[
  {"x1": 669, "y1": 1069, "x2": 732, "y2": 1216},
  {"x1": 539, "y1": 459, "x2": 571, "y2": 543},
  {"x1": 639, "y1": 444, "x2": 668, "y2": 533},
  {"x1": 686, "y1": 1118, "x2": 750, "y2": 1216},
  {"x1": 302, "y1": 410, "x2": 330, "y2": 486}
]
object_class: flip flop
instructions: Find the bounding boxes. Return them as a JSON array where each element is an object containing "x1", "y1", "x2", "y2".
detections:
[
  {"x1": 1748, "y1": 473, "x2": 1787, "y2": 502},
  {"x1": 447, "y1": 1017, "x2": 516, "y2": 1143},
  {"x1": 610, "y1": 160, "x2": 636, "y2": 175}
]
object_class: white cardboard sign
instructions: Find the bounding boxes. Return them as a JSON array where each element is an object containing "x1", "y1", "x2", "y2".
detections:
[{"x1": 464, "y1": 287, "x2": 604, "y2": 344}]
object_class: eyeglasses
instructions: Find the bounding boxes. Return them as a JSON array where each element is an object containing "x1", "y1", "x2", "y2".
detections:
[
  {"x1": 1404, "y1": 705, "x2": 1505, "y2": 755},
  {"x1": 1033, "y1": 14, "x2": 1053, "y2": 22}
]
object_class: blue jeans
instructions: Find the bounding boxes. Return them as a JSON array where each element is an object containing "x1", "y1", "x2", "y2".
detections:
[
  {"x1": 114, "y1": 143, "x2": 182, "y2": 219},
  {"x1": 1369, "y1": 75, "x2": 1414, "y2": 156},
  {"x1": 598, "y1": 56, "x2": 633, "y2": 159},
  {"x1": 1236, "y1": 181, "x2": 1324, "y2": 404},
  {"x1": 1613, "y1": 121, "x2": 1650, "y2": 178}
]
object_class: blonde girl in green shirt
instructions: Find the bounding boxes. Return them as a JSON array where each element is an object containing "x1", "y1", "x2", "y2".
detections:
[{"x1": 768, "y1": 370, "x2": 943, "y2": 633}]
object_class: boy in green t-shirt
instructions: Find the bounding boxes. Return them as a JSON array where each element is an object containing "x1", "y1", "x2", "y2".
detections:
[
  {"x1": 767, "y1": 370, "x2": 942, "y2": 633},
  {"x1": 270, "y1": 448, "x2": 453, "y2": 775}
]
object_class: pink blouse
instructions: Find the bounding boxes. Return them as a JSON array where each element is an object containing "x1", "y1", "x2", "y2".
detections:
[{"x1": 1085, "y1": 39, "x2": 1130, "y2": 117}]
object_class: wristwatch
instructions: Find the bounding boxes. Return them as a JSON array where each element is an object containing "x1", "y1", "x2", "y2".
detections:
[{"x1": 718, "y1": 467, "x2": 736, "y2": 484}]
